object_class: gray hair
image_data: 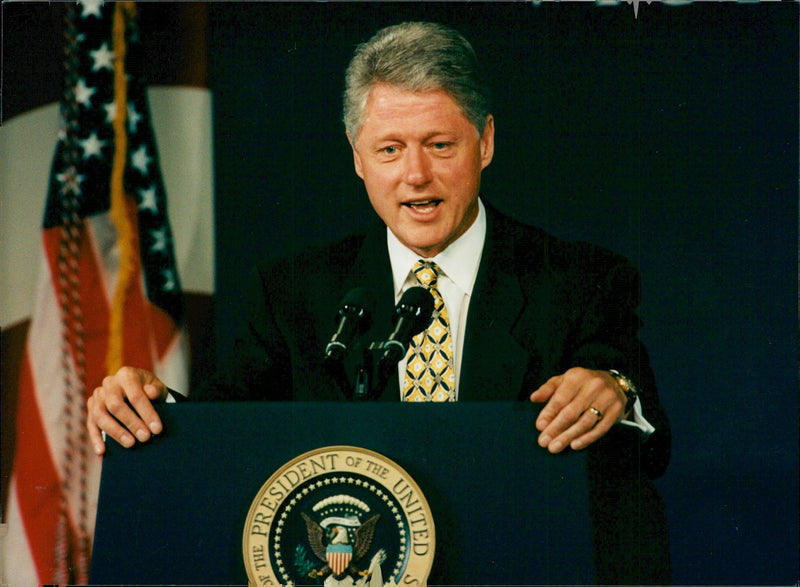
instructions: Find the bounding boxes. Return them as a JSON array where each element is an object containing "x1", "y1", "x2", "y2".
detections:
[{"x1": 343, "y1": 22, "x2": 492, "y2": 141}]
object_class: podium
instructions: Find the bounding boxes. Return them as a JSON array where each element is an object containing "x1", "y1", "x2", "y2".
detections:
[{"x1": 91, "y1": 402, "x2": 604, "y2": 584}]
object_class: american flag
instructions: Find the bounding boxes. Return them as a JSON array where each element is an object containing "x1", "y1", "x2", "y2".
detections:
[{"x1": 4, "y1": 1, "x2": 188, "y2": 582}]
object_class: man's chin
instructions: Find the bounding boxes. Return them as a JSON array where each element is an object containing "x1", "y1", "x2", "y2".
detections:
[
  {"x1": 389, "y1": 220, "x2": 457, "y2": 257},
  {"x1": 401, "y1": 235, "x2": 451, "y2": 258}
]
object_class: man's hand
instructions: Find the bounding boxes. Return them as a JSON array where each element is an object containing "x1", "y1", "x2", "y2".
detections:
[
  {"x1": 86, "y1": 366, "x2": 168, "y2": 456},
  {"x1": 530, "y1": 367, "x2": 628, "y2": 453}
]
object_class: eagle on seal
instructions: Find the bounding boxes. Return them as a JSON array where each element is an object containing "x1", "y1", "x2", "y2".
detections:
[{"x1": 301, "y1": 511, "x2": 381, "y2": 579}]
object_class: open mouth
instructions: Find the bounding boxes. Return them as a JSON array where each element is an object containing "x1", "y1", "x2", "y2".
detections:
[{"x1": 402, "y1": 199, "x2": 442, "y2": 213}]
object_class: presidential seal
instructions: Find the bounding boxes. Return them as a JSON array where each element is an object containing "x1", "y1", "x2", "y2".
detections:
[{"x1": 243, "y1": 446, "x2": 435, "y2": 586}]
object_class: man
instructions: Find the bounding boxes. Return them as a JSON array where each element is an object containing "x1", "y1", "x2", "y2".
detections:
[{"x1": 88, "y1": 21, "x2": 669, "y2": 477}]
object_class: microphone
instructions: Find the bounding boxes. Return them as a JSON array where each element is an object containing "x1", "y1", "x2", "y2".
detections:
[
  {"x1": 324, "y1": 287, "x2": 375, "y2": 363},
  {"x1": 379, "y1": 286, "x2": 434, "y2": 367}
]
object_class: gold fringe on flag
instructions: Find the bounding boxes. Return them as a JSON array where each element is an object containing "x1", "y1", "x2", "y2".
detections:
[{"x1": 106, "y1": 2, "x2": 138, "y2": 374}]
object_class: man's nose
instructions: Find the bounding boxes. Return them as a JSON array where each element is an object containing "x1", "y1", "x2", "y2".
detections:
[{"x1": 403, "y1": 147, "x2": 433, "y2": 186}]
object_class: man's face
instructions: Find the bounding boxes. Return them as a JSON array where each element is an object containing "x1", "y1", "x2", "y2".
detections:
[{"x1": 349, "y1": 84, "x2": 494, "y2": 258}]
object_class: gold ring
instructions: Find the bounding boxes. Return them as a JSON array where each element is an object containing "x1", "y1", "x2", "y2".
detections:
[{"x1": 589, "y1": 407, "x2": 603, "y2": 419}]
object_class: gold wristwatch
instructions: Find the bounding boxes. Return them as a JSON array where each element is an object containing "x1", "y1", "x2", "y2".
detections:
[{"x1": 608, "y1": 369, "x2": 639, "y2": 409}]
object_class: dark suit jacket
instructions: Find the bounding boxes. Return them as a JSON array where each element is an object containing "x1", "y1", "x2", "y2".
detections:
[{"x1": 200, "y1": 202, "x2": 672, "y2": 582}]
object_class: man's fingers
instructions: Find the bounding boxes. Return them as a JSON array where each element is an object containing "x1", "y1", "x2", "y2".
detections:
[
  {"x1": 114, "y1": 367, "x2": 165, "y2": 436},
  {"x1": 87, "y1": 387, "x2": 138, "y2": 451},
  {"x1": 85, "y1": 367, "x2": 167, "y2": 455},
  {"x1": 531, "y1": 375, "x2": 565, "y2": 431},
  {"x1": 125, "y1": 383, "x2": 163, "y2": 437},
  {"x1": 86, "y1": 395, "x2": 106, "y2": 455},
  {"x1": 570, "y1": 419, "x2": 612, "y2": 451},
  {"x1": 540, "y1": 400, "x2": 618, "y2": 453},
  {"x1": 567, "y1": 399, "x2": 616, "y2": 447},
  {"x1": 569, "y1": 399, "x2": 625, "y2": 450},
  {"x1": 530, "y1": 375, "x2": 560, "y2": 403},
  {"x1": 100, "y1": 375, "x2": 149, "y2": 443},
  {"x1": 533, "y1": 369, "x2": 594, "y2": 432},
  {"x1": 97, "y1": 410, "x2": 138, "y2": 449}
]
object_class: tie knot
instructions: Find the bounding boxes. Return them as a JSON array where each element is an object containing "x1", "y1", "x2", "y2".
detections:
[{"x1": 413, "y1": 260, "x2": 440, "y2": 289}]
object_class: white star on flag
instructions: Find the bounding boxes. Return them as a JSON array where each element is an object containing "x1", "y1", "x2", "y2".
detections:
[
  {"x1": 80, "y1": 132, "x2": 106, "y2": 160},
  {"x1": 56, "y1": 167, "x2": 86, "y2": 195},
  {"x1": 131, "y1": 144, "x2": 151, "y2": 174},
  {"x1": 90, "y1": 42, "x2": 114, "y2": 72},
  {"x1": 78, "y1": 0, "x2": 104, "y2": 19},
  {"x1": 138, "y1": 186, "x2": 159, "y2": 213},
  {"x1": 74, "y1": 78, "x2": 96, "y2": 107},
  {"x1": 150, "y1": 227, "x2": 167, "y2": 253}
]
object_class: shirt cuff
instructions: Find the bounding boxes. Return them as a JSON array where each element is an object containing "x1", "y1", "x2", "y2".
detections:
[{"x1": 619, "y1": 398, "x2": 655, "y2": 439}]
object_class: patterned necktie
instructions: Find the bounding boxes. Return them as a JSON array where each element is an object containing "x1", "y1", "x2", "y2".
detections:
[{"x1": 402, "y1": 261, "x2": 456, "y2": 402}]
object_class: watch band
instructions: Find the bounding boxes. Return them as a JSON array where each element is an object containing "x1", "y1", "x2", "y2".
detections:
[{"x1": 608, "y1": 369, "x2": 639, "y2": 409}]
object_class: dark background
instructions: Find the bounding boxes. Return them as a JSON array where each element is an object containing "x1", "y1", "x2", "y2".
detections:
[
  {"x1": 208, "y1": 3, "x2": 798, "y2": 584},
  {"x1": 3, "y1": 2, "x2": 797, "y2": 584}
]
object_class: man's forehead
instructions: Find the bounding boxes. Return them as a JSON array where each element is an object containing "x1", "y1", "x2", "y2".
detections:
[{"x1": 358, "y1": 84, "x2": 476, "y2": 135}]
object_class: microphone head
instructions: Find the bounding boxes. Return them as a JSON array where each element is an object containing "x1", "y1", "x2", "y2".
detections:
[
  {"x1": 325, "y1": 287, "x2": 376, "y2": 363},
  {"x1": 378, "y1": 286, "x2": 435, "y2": 368},
  {"x1": 395, "y1": 286, "x2": 434, "y2": 335},
  {"x1": 337, "y1": 287, "x2": 375, "y2": 332}
]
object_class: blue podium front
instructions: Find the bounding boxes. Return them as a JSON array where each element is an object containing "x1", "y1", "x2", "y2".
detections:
[{"x1": 90, "y1": 402, "x2": 612, "y2": 584}]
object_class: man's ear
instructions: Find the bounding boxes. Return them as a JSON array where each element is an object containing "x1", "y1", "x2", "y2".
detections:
[
  {"x1": 479, "y1": 115, "x2": 495, "y2": 170},
  {"x1": 347, "y1": 131, "x2": 364, "y2": 179}
]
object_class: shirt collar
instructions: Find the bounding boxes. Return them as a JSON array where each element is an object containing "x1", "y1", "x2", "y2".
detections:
[{"x1": 387, "y1": 199, "x2": 487, "y2": 297}]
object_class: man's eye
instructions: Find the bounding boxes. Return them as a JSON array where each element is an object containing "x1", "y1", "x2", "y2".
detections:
[
  {"x1": 381, "y1": 146, "x2": 398, "y2": 155},
  {"x1": 432, "y1": 142, "x2": 451, "y2": 150}
]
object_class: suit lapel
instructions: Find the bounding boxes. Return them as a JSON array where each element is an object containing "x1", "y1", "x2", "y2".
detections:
[{"x1": 459, "y1": 205, "x2": 532, "y2": 401}]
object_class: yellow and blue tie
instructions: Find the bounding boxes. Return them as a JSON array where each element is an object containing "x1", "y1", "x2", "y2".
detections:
[{"x1": 402, "y1": 261, "x2": 456, "y2": 402}]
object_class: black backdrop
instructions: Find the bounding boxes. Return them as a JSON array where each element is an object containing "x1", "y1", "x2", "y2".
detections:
[{"x1": 209, "y1": 3, "x2": 798, "y2": 584}]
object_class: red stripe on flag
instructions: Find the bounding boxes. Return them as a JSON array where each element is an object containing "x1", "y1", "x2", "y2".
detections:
[{"x1": 14, "y1": 353, "x2": 63, "y2": 582}]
